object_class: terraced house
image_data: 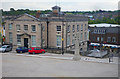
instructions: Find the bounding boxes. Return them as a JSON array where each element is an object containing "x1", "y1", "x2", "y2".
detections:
[{"x1": 5, "y1": 6, "x2": 88, "y2": 51}]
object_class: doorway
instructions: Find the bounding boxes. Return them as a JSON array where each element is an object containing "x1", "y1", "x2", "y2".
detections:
[{"x1": 24, "y1": 38, "x2": 28, "y2": 48}]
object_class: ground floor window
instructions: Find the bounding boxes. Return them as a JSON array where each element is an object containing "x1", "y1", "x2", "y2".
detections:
[
  {"x1": 32, "y1": 35, "x2": 36, "y2": 47},
  {"x1": 56, "y1": 35, "x2": 61, "y2": 47},
  {"x1": 67, "y1": 35, "x2": 70, "y2": 46},
  {"x1": 9, "y1": 32, "x2": 12, "y2": 43},
  {"x1": 72, "y1": 34, "x2": 75, "y2": 45},
  {"x1": 17, "y1": 35, "x2": 21, "y2": 44}
]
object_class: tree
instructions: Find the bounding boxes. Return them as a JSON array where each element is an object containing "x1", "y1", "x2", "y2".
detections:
[{"x1": 10, "y1": 8, "x2": 15, "y2": 11}]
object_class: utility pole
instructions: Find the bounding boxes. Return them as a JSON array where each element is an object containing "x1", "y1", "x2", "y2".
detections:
[
  {"x1": 73, "y1": 31, "x2": 81, "y2": 61},
  {"x1": 61, "y1": 21, "x2": 65, "y2": 55}
]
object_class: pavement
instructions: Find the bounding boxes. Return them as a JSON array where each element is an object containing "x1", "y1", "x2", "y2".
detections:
[
  {"x1": 2, "y1": 52, "x2": 118, "y2": 77},
  {"x1": 8, "y1": 50, "x2": 119, "y2": 64}
]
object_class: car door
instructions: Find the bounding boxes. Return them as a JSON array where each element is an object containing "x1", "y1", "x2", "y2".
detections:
[
  {"x1": 7, "y1": 46, "x2": 11, "y2": 51},
  {"x1": 5, "y1": 46, "x2": 9, "y2": 51}
]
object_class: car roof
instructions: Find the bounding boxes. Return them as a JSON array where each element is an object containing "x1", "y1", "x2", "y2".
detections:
[
  {"x1": 2, "y1": 45, "x2": 9, "y2": 47},
  {"x1": 30, "y1": 47, "x2": 40, "y2": 48},
  {"x1": 18, "y1": 47, "x2": 24, "y2": 48}
]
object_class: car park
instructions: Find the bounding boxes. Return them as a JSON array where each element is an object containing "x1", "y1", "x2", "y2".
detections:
[
  {"x1": 28, "y1": 47, "x2": 45, "y2": 54},
  {"x1": 0, "y1": 45, "x2": 12, "y2": 52},
  {"x1": 16, "y1": 47, "x2": 28, "y2": 53}
]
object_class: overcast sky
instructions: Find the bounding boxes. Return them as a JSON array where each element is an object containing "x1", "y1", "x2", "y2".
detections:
[{"x1": 0, "y1": 0, "x2": 119, "y2": 11}]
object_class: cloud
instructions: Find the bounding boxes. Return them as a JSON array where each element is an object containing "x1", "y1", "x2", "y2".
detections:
[{"x1": 1, "y1": 0, "x2": 119, "y2": 11}]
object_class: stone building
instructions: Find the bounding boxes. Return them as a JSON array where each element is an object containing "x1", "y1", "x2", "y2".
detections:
[
  {"x1": 89, "y1": 23, "x2": 120, "y2": 52},
  {"x1": 5, "y1": 6, "x2": 88, "y2": 51}
]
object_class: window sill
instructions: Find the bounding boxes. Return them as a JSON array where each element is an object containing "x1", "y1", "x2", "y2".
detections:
[
  {"x1": 31, "y1": 31, "x2": 36, "y2": 33},
  {"x1": 17, "y1": 30, "x2": 21, "y2": 32}
]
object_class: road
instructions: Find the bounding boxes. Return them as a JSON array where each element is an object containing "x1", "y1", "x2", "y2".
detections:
[{"x1": 1, "y1": 51, "x2": 118, "y2": 77}]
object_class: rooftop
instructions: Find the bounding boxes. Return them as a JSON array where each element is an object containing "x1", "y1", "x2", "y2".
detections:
[{"x1": 89, "y1": 23, "x2": 120, "y2": 27}]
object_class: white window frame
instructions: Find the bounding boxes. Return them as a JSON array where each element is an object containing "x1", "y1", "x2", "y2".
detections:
[
  {"x1": 56, "y1": 35, "x2": 61, "y2": 47},
  {"x1": 101, "y1": 37, "x2": 103, "y2": 42},
  {"x1": 8, "y1": 23, "x2": 12, "y2": 30},
  {"x1": 77, "y1": 25, "x2": 79, "y2": 32},
  {"x1": 72, "y1": 34, "x2": 75, "y2": 45},
  {"x1": 72, "y1": 25, "x2": 75, "y2": 32},
  {"x1": 81, "y1": 24, "x2": 83, "y2": 31},
  {"x1": 112, "y1": 37, "x2": 116, "y2": 42},
  {"x1": 16, "y1": 25, "x2": 21, "y2": 31},
  {"x1": 32, "y1": 35, "x2": 36, "y2": 47},
  {"x1": 97, "y1": 37, "x2": 100, "y2": 41},
  {"x1": 67, "y1": 35, "x2": 70, "y2": 46},
  {"x1": 56, "y1": 26, "x2": 61, "y2": 32},
  {"x1": 9, "y1": 32, "x2": 12, "y2": 43},
  {"x1": 17, "y1": 35, "x2": 21, "y2": 45},
  {"x1": 24, "y1": 25, "x2": 28, "y2": 31},
  {"x1": 67, "y1": 25, "x2": 70, "y2": 33},
  {"x1": 107, "y1": 37, "x2": 111, "y2": 42},
  {"x1": 31, "y1": 25, "x2": 36, "y2": 32}
]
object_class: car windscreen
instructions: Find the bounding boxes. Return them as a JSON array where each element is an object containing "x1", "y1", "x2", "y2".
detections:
[
  {"x1": 34, "y1": 48, "x2": 40, "y2": 50},
  {"x1": 29, "y1": 48, "x2": 32, "y2": 50},
  {"x1": 2, "y1": 46, "x2": 7, "y2": 48}
]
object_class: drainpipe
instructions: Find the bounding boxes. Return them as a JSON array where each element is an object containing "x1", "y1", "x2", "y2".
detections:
[{"x1": 46, "y1": 18, "x2": 49, "y2": 49}]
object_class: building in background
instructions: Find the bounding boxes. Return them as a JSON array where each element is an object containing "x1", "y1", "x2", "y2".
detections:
[
  {"x1": 89, "y1": 23, "x2": 120, "y2": 53},
  {"x1": 4, "y1": 6, "x2": 88, "y2": 52}
]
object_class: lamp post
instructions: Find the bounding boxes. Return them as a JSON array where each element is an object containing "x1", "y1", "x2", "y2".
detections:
[{"x1": 61, "y1": 20, "x2": 65, "y2": 55}]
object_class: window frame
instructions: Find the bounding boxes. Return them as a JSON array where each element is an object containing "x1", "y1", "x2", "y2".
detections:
[{"x1": 31, "y1": 25, "x2": 36, "y2": 32}]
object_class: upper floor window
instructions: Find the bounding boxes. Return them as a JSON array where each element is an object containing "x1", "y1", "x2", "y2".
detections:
[
  {"x1": 84, "y1": 32, "x2": 87, "y2": 40},
  {"x1": 72, "y1": 25, "x2": 75, "y2": 32},
  {"x1": 81, "y1": 24, "x2": 83, "y2": 31},
  {"x1": 81, "y1": 33, "x2": 83, "y2": 40},
  {"x1": 67, "y1": 25, "x2": 70, "y2": 33},
  {"x1": 72, "y1": 34, "x2": 75, "y2": 45},
  {"x1": 24, "y1": 25, "x2": 28, "y2": 31},
  {"x1": 94, "y1": 29, "x2": 106, "y2": 34},
  {"x1": 8, "y1": 24, "x2": 12, "y2": 30},
  {"x1": 9, "y1": 32, "x2": 12, "y2": 43},
  {"x1": 84, "y1": 24, "x2": 87, "y2": 30},
  {"x1": 31, "y1": 25, "x2": 36, "y2": 32},
  {"x1": 107, "y1": 37, "x2": 111, "y2": 42},
  {"x1": 67, "y1": 35, "x2": 70, "y2": 46},
  {"x1": 97, "y1": 37, "x2": 100, "y2": 41},
  {"x1": 16, "y1": 25, "x2": 20, "y2": 31},
  {"x1": 101, "y1": 37, "x2": 103, "y2": 42},
  {"x1": 112, "y1": 37, "x2": 116, "y2": 42},
  {"x1": 56, "y1": 26, "x2": 61, "y2": 31},
  {"x1": 77, "y1": 25, "x2": 79, "y2": 32}
]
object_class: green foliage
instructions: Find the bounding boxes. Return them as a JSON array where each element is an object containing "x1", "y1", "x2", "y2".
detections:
[
  {"x1": 0, "y1": 33, "x2": 2, "y2": 44},
  {"x1": 88, "y1": 17, "x2": 118, "y2": 24},
  {"x1": 2, "y1": 8, "x2": 120, "y2": 25}
]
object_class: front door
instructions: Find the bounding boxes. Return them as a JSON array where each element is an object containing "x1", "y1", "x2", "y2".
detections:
[{"x1": 24, "y1": 38, "x2": 28, "y2": 48}]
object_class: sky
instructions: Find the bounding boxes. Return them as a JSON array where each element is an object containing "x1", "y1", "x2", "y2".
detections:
[{"x1": 0, "y1": 0, "x2": 119, "y2": 11}]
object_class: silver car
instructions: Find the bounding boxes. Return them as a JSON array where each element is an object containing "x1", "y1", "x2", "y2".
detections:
[{"x1": 0, "y1": 45, "x2": 12, "y2": 53}]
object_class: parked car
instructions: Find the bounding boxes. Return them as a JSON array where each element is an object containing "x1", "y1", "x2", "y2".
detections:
[
  {"x1": 0, "y1": 45, "x2": 12, "y2": 52},
  {"x1": 28, "y1": 47, "x2": 45, "y2": 54},
  {"x1": 16, "y1": 47, "x2": 28, "y2": 53}
]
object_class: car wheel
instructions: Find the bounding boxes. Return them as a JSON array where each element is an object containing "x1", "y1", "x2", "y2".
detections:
[
  {"x1": 33, "y1": 52, "x2": 35, "y2": 54},
  {"x1": 20, "y1": 51, "x2": 22, "y2": 53},
  {"x1": 42, "y1": 51, "x2": 44, "y2": 53}
]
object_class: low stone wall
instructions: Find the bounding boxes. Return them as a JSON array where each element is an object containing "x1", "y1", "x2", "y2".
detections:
[{"x1": 45, "y1": 49, "x2": 74, "y2": 54}]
